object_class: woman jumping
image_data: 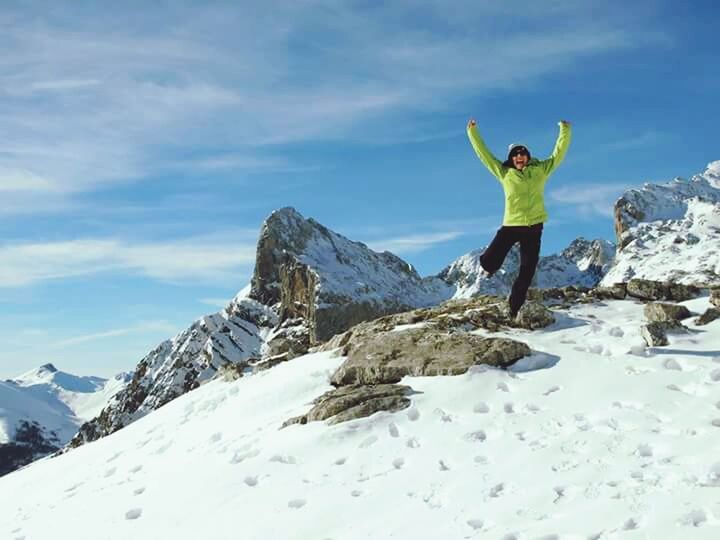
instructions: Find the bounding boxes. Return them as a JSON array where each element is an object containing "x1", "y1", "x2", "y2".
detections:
[{"x1": 466, "y1": 118, "x2": 572, "y2": 319}]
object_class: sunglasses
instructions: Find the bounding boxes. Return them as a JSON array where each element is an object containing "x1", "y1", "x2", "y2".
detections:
[{"x1": 510, "y1": 147, "x2": 529, "y2": 157}]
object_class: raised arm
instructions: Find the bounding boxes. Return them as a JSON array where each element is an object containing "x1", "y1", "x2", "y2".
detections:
[
  {"x1": 466, "y1": 119, "x2": 505, "y2": 180},
  {"x1": 541, "y1": 120, "x2": 572, "y2": 176}
]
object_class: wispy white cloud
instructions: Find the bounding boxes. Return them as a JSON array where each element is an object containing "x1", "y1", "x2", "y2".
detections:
[
  {"x1": 52, "y1": 321, "x2": 178, "y2": 348},
  {"x1": 366, "y1": 231, "x2": 464, "y2": 255},
  {"x1": 549, "y1": 182, "x2": 633, "y2": 218},
  {"x1": 0, "y1": 1, "x2": 660, "y2": 212},
  {"x1": 0, "y1": 235, "x2": 257, "y2": 287}
]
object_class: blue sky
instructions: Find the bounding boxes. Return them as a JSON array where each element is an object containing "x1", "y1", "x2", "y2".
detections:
[{"x1": 1, "y1": 0, "x2": 718, "y2": 378}]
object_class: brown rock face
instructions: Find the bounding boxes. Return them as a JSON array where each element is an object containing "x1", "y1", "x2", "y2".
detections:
[
  {"x1": 644, "y1": 302, "x2": 692, "y2": 322},
  {"x1": 614, "y1": 197, "x2": 646, "y2": 251},
  {"x1": 330, "y1": 328, "x2": 532, "y2": 386},
  {"x1": 282, "y1": 384, "x2": 412, "y2": 427},
  {"x1": 627, "y1": 279, "x2": 700, "y2": 302}
]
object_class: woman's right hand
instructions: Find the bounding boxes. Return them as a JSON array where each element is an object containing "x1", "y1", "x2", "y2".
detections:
[{"x1": 467, "y1": 118, "x2": 477, "y2": 129}]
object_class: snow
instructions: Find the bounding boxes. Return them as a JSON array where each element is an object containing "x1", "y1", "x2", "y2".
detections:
[
  {"x1": 2, "y1": 296, "x2": 719, "y2": 539},
  {"x1": 0, "y1": 365, "x2": 131, "y2": 445}
]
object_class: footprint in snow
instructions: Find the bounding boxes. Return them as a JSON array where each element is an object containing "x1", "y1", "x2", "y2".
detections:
[
  {"x1": 334, "y1": 457, "x2": 347, "y2": 465},
  {"x1": 351, "y1": 490, "x2": 362, "y2": 497},
  {"x1": 154, "y1": 442, "x2": 173, "y2": 455},
  {"x1": 488, "y1": 483, "x2": 504, "y2": 497},
  {"x1": 679, "y1": 509, "x2": 707, "y2": 527},
  {"x1": 269, "y1": 454, "x2": 297, "y2": 464},
  {"x1": 244, "y1": 476, "x2": 258, "y2": 487},
  {"x1": 504, "y1": 402, "x2": 515, "y2": 413},
  {"x1": 230, "y1": 448, "x2": 260, "y2": 464},
  {"x1": 388, "y1": 422, "x2": 400, "y2": 438},
  {"x1": 359, "y1": 436, "x2": 378, "y2": 449},
  {"x1": 406, "y1": 437, "x2": 420, "y2": 448},
  {"x1": 107, "y1": 452, "x2": 121, "y2": 463},
  {"x1": 525, "y1": 403, "x2": 540, "y2": 413},
  {"x1": 609, "y1": 326, "x2": 624, "y2": 337},
  {"x1": 434, "y1": 408, "x2": 452, "y2": 422},
  {"x1": 473, "y1": 402, "x2": 490, "y2": 414},
  {"x1": 463, "y1": 430, "x2": 487, "y2": 443},
  {"x1": 663, "y1": 358, "x2": 683, "y2": 371},
  {"x1": 125, "y1": 508, "x2": 142, "y2": 520},
  {"x1": 635, "y1": 443, "x2": 653, "y2": 458},
  {"x1": 133, "y1": 487, "x2": 146, "y2": 495},
  {"x1": 392, "y1": 458, "x2": 405, "y2": 470},
  {"x1": 466, "y1": 519, "x2": 484, "y2": 530},
  {"x1": 129, "y1": 465, "x2": 143, "y2": 474},
  {"x1": 709, "y1": 369, "x2": 720, "y2": 382},
  {"x1": 288, "y1": 499, "x2": 306, "y2": 509},
  {"x1": 104, "y1": 467, "x2": 117, "y2": 478},
  {"x1": 209, "y1": 432, "x2": 223, "y2": 444},
  {"x1": 497, "y1": 381, "x2": 510, "y2": 392},
  {"x1": 438, "y1": 460, "x2": 450, "y2": 471},
  {"x1": 622, "y1": 517, "x2": 640, "y2": 530},
  {"x1": 407, "y1": 408, "x2": 420, "y2": 421},
  {"x1": 543, "y1": 385, "x2": 561, "y2": 396},
  {"x1": 711, "y1": 419, "x2": 720, "y2": 428}
]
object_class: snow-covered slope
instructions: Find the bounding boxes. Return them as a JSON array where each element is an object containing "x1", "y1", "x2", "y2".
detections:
[
  {"x1": 439, "y1": 237, "x2": 615, "y2": 298},
  {"x1": 603, "y1": 161, "x2": 720, "y2": 286},
  {"x1": 2, "y1": 296, "x2": 719, "y2": 539}
]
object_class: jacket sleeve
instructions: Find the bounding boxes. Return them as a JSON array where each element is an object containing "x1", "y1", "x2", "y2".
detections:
[
  {"x1": 467, "y1": 125, "x2": 505, "y2": 181},
  {"x1": 540, "y1": 122, "x2": 572, "y2": 176}
]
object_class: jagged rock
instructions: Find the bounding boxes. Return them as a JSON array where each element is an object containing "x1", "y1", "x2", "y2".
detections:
[
  {"x1": 641, "y1": 321, "x2": 689, "y2": 347},
  {"x1": 590, "y1": 283, "x2": 627, "y2": 300},
  {"x1": 627, "y1": 279, "x2": 700, "y2": 302},
  {"x1": 264, "y1": 319, "x2": 311, "y2": 360},
  {"x1": 282, "y1": 384, "x2": 412, "y2": 427},
  {"x1": 603, "y1": 163, "x2": 720, "y2": 285},
  {"x1": 217, "y1": 362, "x2": 247, "y2": 381},
  {"x1": 711, "y1": 288, "x2": 720, "y2": 308},
  {"x1": 249, "y1": 207, "x2": 451, "y2": 344},
  {"x1": 0, "y1": 420, "x2": 61, "y2": 477},
  {"x1": 251, "y1": 353, "x2": 291, "y2": 373},
  {"x1": 695, "y1": 308, "x2": 720, "y2": 326},
  {"x1": 330, "y1": 328, "x2": 531, "y2": 386},
  {"x1": 644, "y1": 302, "x2": 692, "y2": 322},
  {"x1": 514, "y1": 301, "x2": 556, "y2": 329}
]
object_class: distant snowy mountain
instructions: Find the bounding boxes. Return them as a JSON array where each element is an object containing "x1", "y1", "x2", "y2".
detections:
[
  {"x1": 439, "y1": 237, "x2": 615, "y2": 298},
  {"x1": 603, "y1": 161, "x2": 720, "y2": 286},
  {"x1": 0, "y1": 363, "x2": 131, "y2": 476}
]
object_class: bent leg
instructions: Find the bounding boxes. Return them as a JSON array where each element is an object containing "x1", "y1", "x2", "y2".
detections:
[
  {"x1": 480, "y1": 227, "x2": 516, "y2": 275},
  {"x1": 509, "y1": 224, "x2": 543, "y2": 316}
]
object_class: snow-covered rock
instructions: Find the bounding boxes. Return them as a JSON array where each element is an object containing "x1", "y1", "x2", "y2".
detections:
[
  {"x1": 250, "y1": 207, "x2": 452, "y2": 343},
  {"x1": 604, "y1": 161, "x2": 720, "y2": 285}
]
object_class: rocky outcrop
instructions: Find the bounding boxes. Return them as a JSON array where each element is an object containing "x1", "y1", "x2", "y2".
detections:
[
  {"x1": 695, "y1": 308, "x2": 720, "y2": 326},
  {"x1": 711, "y1": 288, "x2": 720, "y2": 308},
  {"x1": 641, "y1": 321, "x2": 689, "y2": 347},
  {"x1": 626, "y1": 279, "x2": 700, "y2": 302},
  {"x1": 330, "y1": 328, "x2": 532, "y2": 386},
  {"x1": 249, "y1": 207, "x2": 451, "y2": 344},
  {"x1": 282, "y1": 384, "x2": 412, "y2": 427},
  {"x1": 644, "y1": 303, "x2": 692, "y2": 322},
  {"x1": 603, "y1": 162, "x2": 720, "y2": 286}
]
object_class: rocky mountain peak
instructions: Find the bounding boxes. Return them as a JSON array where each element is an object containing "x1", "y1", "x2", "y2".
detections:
[{"x1": 603, "y1": 162, "x2": 720, "y2": 286}]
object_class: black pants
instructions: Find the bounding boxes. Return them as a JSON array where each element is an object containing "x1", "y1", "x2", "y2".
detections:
[{"x1": 480, "y1": 223, "x2": 543, "y2": 316}]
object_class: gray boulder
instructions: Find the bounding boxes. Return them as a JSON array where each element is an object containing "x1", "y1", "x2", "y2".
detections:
[
  {"x1": 330, "y1": 328, "x2": 531, "y2": 386},
  {"x1": 696, "y1": 308, "x2": 720, "y2": 326},
  {"x1": 627, "y1": 279, "x2": 700, "y2": 302},
  {"x1": 282, "y1": 384, "x2": 412, "y2": 427},
  {"x1": 591, "y1": 283, "x2": 628, "y2": 300},
  {"x1": 711, "y1": 288, "x2": 720, "y2": 308},
  {"x1": 515, "y1": 301, "x2": 556, "y2": 329},
  {"x1": 641, "y1": 320, "x2": 689, "y2": 347},
  {"x1": 644, "y1": 302, "x2": 692, "y2": 322}
]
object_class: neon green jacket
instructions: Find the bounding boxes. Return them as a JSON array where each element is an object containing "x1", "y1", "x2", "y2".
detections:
[{"x1": 467, "y1": 122, "x2": 572, "y2": 226}]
